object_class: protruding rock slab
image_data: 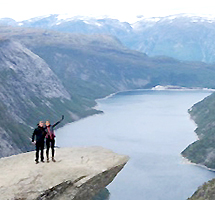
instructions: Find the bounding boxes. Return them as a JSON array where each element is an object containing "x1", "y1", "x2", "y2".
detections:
[{"x1": 0, "y1": 146, "x2": 129, "y2": 200}]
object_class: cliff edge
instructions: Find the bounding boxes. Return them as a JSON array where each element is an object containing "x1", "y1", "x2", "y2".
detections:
[{"x1": 0, "y1": 146, "x2": 129, "y2": 200}]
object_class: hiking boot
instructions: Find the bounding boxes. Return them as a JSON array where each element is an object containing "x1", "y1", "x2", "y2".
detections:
[{"x1": 52, "y1": 157, "x2": 56, "y2": 162}]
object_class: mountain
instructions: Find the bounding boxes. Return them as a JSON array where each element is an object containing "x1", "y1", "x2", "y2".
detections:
[
  {"x1": 4, "y1": 13, "x2": 215, "y2": 63},
  {"x1": 0, "y1": 37, "x2": 101, "y2": 157},
  {"x1": 0, "y1": 18, "x2": 17, "y2": 26},
  {"x1": 2, "y1": 25, "x2": 215, "y2": 158},
  {"x1": 2, "y1": 15, "x2": 215, "y2": 199},
  {"x1": 131, "y1": 14, "x2": 215, "y2": 63},
  {"x1": 0, "y1": 39, "x2": 75, "y2": 156},
  {"x1": 182, "y1": 92, "x2": 215, "y2": 169},
  {"x1": 18, "y1": 14, "x2": 133, "y2": 35},
  {"x1": 181, "y1": 90, "x2": 215, "y2": 199},
  {"x1": 2, "y1": 18, "x2": 215, "y2": 200}
]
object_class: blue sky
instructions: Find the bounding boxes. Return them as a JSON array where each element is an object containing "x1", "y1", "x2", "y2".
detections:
[{"x1": 0, "y1": 0, "x2": 215, "y2": 22}]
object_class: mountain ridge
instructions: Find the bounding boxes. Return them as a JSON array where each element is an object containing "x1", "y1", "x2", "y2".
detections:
[
  {"x1": 1, "y1": 18, "x2": 215, "y2": 200},
  {"x1": 3, "y1": 13, "x2": 215, "y2": 63},
  {"x1": 1, "y1": 25, "x2": 215, "y2": 158}
]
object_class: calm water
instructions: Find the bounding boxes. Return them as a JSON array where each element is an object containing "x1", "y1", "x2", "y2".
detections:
[{"x1": 56, "y1": 90, "x2": 215, "y2": 200}]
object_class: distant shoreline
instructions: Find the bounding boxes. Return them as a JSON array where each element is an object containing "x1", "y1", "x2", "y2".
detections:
[
  {"x1": 151, "y1": 85, "x2": 215, "y2": 91},
  {"x1": 59, "y1": 86, "x2": 215, "y2": 174},
  {"x1": 93, "y1": 85, "x2": 214, "y2": 110},
  {"x1": 95, "y1": 86, "x2": 215, "y2": 173},
  {"x1": 182, "y1": 156, "x2": 215, "y2": 172},
  {"x1": 96, "y1": 85, "x2": 215, "y2": 102}
]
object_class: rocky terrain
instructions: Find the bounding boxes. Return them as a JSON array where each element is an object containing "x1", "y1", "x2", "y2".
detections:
[
  {"x1": 3, "y1": 14, "x2": 215, "y2": 63},
  {"x1": 2, "y1": 13, "x2": 215, "y2": 200},
  {"x1": 1, "y1": 14, "x2": 215, "y2": 200},
  {"x1": 0, "y1": 146, "x2": 129, "y2": 200},
  {"x1": 2, "y1": 25, "x2": 215, "y2": 158},
  {"x1": 0, "y1": 39, "x2": 73, "y2": 157}
]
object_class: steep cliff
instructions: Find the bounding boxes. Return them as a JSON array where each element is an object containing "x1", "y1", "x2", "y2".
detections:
[
  {"x1": 0, "y1": 39, "x2": 70, "y2": 156},
  {"x1": 181, "y1": 92, "x2": 215, "y2": 199},
  {"x1": 2, "y1": 26, "x2": 215, "y2": 158},
  {"x1": 188, "y1": 179, "x2": 215, "y2": 200},
  {"x1": 0, "y1": 146, "x2": 129, "y2": 200},
  {"x1": 181, "y1": 92, "x2": 215, "y2": 169},
  {"x1": 0, "y1": 38, "x2": 100, "y2": 157}
]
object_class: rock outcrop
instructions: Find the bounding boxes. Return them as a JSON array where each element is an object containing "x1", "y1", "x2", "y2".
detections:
[{"x1": 0, "y1": 146, "x2": 129, "y2": 200}]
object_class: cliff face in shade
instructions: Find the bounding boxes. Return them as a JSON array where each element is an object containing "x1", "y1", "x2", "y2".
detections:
[
  {"x1": 0, "y1": 146, "x2": 129, "y2": 200},
  {"x1": 0, "y1": 38, "x2": 101, "y2": 158},
  {"x1": 0, "y1": 39, "x2": 72, "y2": 157}
]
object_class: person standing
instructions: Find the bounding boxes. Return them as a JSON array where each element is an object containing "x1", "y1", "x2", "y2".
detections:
[
  {"x1": 32, "y1": 121, "x2": 47, "y2": 164},
  {"x1": 45, "y1": 115, "x2": 64, "y2": 162}
]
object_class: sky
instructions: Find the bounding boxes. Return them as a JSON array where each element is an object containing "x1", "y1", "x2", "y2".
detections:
[{"x1": 1, "y1": 0, "x2": 215, "y2": 23}]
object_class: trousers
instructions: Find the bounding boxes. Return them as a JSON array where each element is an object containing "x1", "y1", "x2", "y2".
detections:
[
  {"x1": 35, "y1": 140, "x2": 44, "y2": 162},
  {"x1": 46, "y1": 138, "x2": 55, "y2": 158}
]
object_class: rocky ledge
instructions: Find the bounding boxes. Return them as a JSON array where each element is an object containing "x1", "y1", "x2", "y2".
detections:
[{"x1": 0, "y1": 146, "x2": 129, "y2": 200}]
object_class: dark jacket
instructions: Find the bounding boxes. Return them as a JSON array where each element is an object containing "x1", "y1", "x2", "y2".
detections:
[
  {"x1": 32, "y1": 126, "x2": 47, "y2": 142},
  {"x1": 45, "y1": 116, "x2": 64, "y2": 140}
]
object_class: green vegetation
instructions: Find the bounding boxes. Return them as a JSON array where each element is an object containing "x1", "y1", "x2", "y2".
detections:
[
  {"x1": 188, "y1": 179, "x2": 215, "y2": 200},
  {"x1": 0, "y1": 100, "x2": 32, "y2": 152},
  {"x1": 182, "y1": 93, "x2": 215, "y2": 169}
]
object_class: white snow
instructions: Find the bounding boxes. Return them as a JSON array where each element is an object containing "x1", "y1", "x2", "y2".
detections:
[{"x1": 16, "y1": 13, "x2": 215, "y2": 29}]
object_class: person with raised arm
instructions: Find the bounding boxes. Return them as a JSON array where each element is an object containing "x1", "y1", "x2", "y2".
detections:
[{"x1": 45, "y1": 115, "x2": 64, "y2": 162}]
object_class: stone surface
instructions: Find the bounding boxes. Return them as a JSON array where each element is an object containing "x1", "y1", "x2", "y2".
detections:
[{"x1": 0, "y1": 146, "x2": 129, "y2": 200}]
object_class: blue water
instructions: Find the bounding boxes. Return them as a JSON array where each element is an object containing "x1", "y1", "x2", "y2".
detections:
[{"x1": 56, "y1": 90, "x2": 215, "y2": 200}]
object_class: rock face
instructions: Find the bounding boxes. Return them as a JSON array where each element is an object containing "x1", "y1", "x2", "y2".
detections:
[
  {"x1": 0, "y1": 39, "x2": 73, "y2": 157},
  {"x1": 0, "y1": 38, "x2": 101, "y2": 158},
  {"x1": 0, "y1": 146, "x2": 129, "y2": 200},
  {"x1": 188, "y1": 179, "x2": 215, "y2": 200}
]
